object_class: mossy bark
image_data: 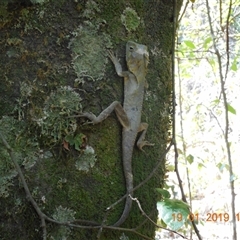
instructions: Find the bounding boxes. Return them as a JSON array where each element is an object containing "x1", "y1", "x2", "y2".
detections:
[{"x1": 0, "y1": 0, "x2": 182, "y2": 239}]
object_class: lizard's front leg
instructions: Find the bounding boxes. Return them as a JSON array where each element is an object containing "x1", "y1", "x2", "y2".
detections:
[
  {"x1": 81, "y1": 101, "x2": 130, "y2": 129},
  {"x1": 108, "y1": 50, "x2": 129, "y2": 78},
  {"x1": 137, "y1": 122, "x2": 154, "y2": 150}
]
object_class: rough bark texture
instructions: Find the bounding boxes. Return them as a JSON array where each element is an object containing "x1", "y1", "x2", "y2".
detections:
[{"x1": 0, "y1": 0, "x2": 182, "y2": 239}]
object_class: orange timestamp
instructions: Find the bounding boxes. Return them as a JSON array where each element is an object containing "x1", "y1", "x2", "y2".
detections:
[{"x1": 172, "y1": 212, "x2": 240, "y2": 222}]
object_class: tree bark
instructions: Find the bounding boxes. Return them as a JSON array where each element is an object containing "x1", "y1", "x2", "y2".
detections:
[{"x1": 0, "y1": 0, "x2": 182, "y2": 239}]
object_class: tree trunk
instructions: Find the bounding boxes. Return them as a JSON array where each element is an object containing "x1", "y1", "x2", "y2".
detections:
[{"x1": 0, "y1": 0, "x2": 182, "y2": 239}]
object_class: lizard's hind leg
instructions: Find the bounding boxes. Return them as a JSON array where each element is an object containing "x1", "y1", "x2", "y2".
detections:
[
  {"x1": 81, "y1": 101, "x2": 130, "y2": 129},
  {"x1": 137, "y1": 122, "x2": 154, "y2": 151}
]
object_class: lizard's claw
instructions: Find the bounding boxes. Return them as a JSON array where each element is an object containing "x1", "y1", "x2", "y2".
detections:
[
  {"x1": 137, "y1": 141, "x2": 154, "y2": 151},
  {"x1": 78, "y1": 112, "x2": 97, "y2": 125},
  {"x1": 82, "y1": 121, "x2": 94, "y2": 126},
  {"x1": 107, "y1": 50, "x2": 114, "y2": 57},
  {"x1": 108, "y1": 50, "x2": 119, "y2": 63}
]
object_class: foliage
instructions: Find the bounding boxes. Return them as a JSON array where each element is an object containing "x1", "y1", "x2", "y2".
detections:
[
  {"x1": 157, "y1": 189, "x2": 190, "y2": 231},
  {"x1": 176, "y1": 0, "x2": 240, "y2": 195},
  {"x1": 168, "y1": 0, "x2": 240, "y2": 238}
]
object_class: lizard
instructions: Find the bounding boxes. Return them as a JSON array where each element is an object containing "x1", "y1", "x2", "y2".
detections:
[{"x1": 80, "y1": 41, "x2": 153, "y2": 226}]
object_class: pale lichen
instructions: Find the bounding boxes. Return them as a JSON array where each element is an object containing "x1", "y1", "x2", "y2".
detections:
[
  {"x1": 121, "y1": 7, "x2": 140, "y2": 32},
  {"x1": 69, "y1": 22, "x2": 112, "y2": 84},
  {"x1": 75, "y1": 146, "x2": 97, "y2": 172},
  {"x1": 52, "y1": 205, "x2": 76, "y2": 222},
  {"x1": 35, "y1": 86, "x2": 82, "y2": 146},
  {"x1": 51, "y1": 206, "x2": 76, "y2": 239},
  {"x1": 82, "y1": 0, "x2": 100, "y2": 20}
]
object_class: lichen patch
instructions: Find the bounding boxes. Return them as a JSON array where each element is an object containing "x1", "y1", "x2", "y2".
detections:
[
  {"x1": 69, "y1": 22, "x2": 112, "y2": 84},
  {"x1": 121, "y1": 7, "x2": 140, "y2": 32}
]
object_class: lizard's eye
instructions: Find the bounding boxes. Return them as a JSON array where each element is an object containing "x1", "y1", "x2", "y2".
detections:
[{"x1": 129, "y1": 46, "x2": 134, "y2": 51}]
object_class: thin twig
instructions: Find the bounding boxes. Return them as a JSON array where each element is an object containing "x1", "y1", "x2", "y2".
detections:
[
  {"x1": 203, "y1": 104, "x2": 225, "y2": 136},
  {"x1": 46, "y1": 217, "x2": 154, "y2": 240},
  {"x1": 130, "y1": 195, "x2": 189, "y2": 239},
  {"x1": 224, "y1": 0, "x2": 233, "y2": 80},
  {"x1": 178, "y1": 0, "x2": 190, "y2": 27},
  {"x1": 106, "y1": 142, "x2": 173, "y2": 212},
  {"x1": 219, "y1": 0, "x2": 223, "y2": 28}
]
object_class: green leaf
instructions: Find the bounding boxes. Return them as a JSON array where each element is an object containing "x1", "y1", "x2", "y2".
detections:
[
  {"x1": 197, "y1": 163, "x2": 205, "y2": 169},
  {"x1": 230, "y1": 58, "x2": 238, "y2": 71},
  {"x1": 212, "y1": 99, "x2": 220, "y2": 105},
  {"x1": 74, "y1": 134, "x2": 84, "y2": 151},
  {"x1": 186, "y1": 154, "x2": 194, "y2": 164},
  {"x1": 166, "y1": 164, "x2": 175, "y2": 172},
  {"x1": 177, "y1": 49, "x2": 185, "y2": 57},
  {"x1": 208, "y1": 58, "x2": 216, "y2": 69},
  {"x1": 177, "y1": 148, "x2": 183, "y2": 155},
  {"x1": 184, "y1": 40, "x2": 196, "y2": 49},
  {"x1": 203, "y1": 37, "x2": 212, "y2": 50},
  {"x1": 227, "y1": 103, "x2": 236, "y2": 115},
  {"x1": 64, "y1": 135, "x2": 75, "y2": 145},
  {"x1": 157, "y1": 199, "x2": 190, "y2": 231},
  {"x1": 156, "y1": 188, "x2": 171, "y2": 199},
  {"x1": 65, "y1": 133, "x2": 84, "y2": 151},
  {"x1": 217, "y1": 163, "x2": 230, "y2": 172},
  {"x1": 216, "y1": 162, "x2": 224, "y2": 172}
]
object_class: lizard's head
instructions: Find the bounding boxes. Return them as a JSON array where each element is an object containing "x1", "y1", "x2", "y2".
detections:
[{"x1": 126, "y1": 41, "x2": 149, "y2": 75}]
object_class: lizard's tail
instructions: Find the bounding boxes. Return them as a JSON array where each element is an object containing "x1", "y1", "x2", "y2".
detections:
[
  {"x1": 112, "y1": 189, "x2": 133, "y2": 227},
  {"x1": 113, "y1": 130, "x2": 135, "y2": 227}
]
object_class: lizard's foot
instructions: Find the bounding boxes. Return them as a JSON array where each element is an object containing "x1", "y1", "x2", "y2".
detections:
[
  {"x1": 82, "y1": 121, "x2": 94, "y2": 125},
  {"x1": 108, "y1": 50, "x2": 115, "y2": 61},
  {"x1": 137, "y1": 141, "x2": 155, "y2": 151},
  {"x1": 78, "y1": 112, "x2": 97, "y2": 125}
]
